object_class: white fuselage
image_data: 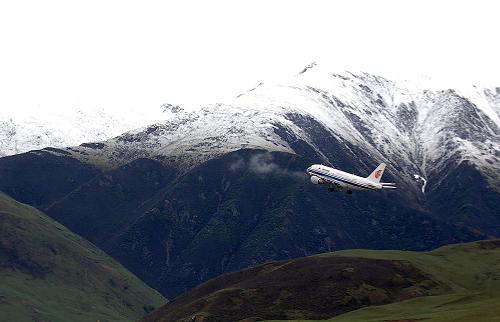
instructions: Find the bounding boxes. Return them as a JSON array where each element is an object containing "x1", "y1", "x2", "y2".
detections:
[{"x1": 306, "y1": 164, "x2": 382, "y2": 191}]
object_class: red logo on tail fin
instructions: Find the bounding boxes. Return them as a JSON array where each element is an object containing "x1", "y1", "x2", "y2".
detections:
[{"x1": 375, "y1": 170, "x2": 382, "y2": 179}]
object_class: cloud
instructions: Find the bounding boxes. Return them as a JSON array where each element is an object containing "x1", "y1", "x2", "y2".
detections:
[
  {"x1": 229, "y1": 157, "x2": 246, "y2": 171},
  {"x1": 230, "y1": 152, "x2": 307, "y2": 181},
  {"x1": 248, "y1": 153, "x2": 281, "y2": 175}
]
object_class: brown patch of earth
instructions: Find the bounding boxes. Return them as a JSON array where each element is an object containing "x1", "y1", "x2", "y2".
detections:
[{"x1": 142, "y1": 256, "x2": 445, "y2": 322}]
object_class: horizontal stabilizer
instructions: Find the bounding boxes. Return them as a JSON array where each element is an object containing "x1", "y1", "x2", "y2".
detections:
[
  {"x1": 382, "y1": 185, "x2": 397, "y2": 189},
  {"x1": 381, "y1": 182, "x2": 396, "y2": 186}
]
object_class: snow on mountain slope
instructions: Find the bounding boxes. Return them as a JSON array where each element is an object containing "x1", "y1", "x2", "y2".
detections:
[
  {"x1": 0, "y1": 106, "x2": 172, "y2": 157},
  {"x1": 46, "y1": 64, "x2": 500, "y2": 189}
]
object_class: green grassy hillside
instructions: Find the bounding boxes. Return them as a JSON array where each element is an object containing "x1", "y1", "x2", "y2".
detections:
[
  {"x1": 267, "y1": 240, "x2": 500, "y2": 322},
  {"x1": 320, "y1": 240, "x2": 500, "y2": 322},
  {"x1": 0, "y1": 192, "x2": 166, "y2": 322},
  {"x1": 142, "y1": 240, "x2": 500, "y2": 322}
]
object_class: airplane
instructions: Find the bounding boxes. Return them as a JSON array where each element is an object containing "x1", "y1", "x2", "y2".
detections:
[{"x1": 306, "y1": 162, "x2": 396, "y2": 194}]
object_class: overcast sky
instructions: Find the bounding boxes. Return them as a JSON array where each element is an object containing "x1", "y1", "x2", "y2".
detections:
[{"x1": 1, "y1": 0, "x2": 499, "y2": 115}]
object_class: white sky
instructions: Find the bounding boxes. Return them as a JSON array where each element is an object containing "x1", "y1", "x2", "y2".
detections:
[{"x1": 1, "y1": 0, "x2": 499, "y2": 115}]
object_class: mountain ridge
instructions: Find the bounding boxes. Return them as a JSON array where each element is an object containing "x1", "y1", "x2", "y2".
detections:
[
  {"x1": 55, "y1": 66, "x2": 499, "y2": 192},
  {"x1": 0, "y1": 64, "x2": 498, "y2": 298}
]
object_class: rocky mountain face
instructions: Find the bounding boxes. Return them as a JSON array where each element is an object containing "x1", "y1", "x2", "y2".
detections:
[
  {"x1": 0, "y1": 64, "x2": 498, "y2": 297},
  {"x1": 64, "y1": 65, "x2": 500, "y2": 188},
  {"x1": 0, "y1": 149, "x2": 482, "y2": 297}
]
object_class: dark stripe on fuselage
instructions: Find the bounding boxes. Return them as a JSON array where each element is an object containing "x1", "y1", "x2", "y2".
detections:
[{"x1": 309, "y1": 169, "x2": 376, "y2": 190}]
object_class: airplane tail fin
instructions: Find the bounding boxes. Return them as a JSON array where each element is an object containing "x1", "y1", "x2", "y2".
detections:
[{"x1": 367, "y1": 163, "x2": 386, "y2": 183}]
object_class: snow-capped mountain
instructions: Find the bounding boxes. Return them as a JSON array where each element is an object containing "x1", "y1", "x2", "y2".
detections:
[
  {"x1": 0, "y1": 106, "x2": 174, "y2": 157},
  {"x1": 64, "y1": 63, "x2": 499, "y2": 191},
  {"x1": 1, "y1": 63, "x2": 498, "y2": 297}
]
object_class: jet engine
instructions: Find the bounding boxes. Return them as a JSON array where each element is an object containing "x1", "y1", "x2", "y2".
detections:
[{"x1": 310, "y1": 175, "x2": 325, "y2": 185}]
